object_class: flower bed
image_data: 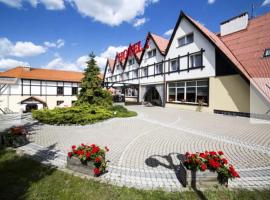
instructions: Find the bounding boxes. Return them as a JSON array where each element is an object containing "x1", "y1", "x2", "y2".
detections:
[
  {"x1": 184, "y1": 151, "x2": 240, "y2": 187},
  {"x1": 67, "y1": 144, "x2": 109, "y2": 176}
]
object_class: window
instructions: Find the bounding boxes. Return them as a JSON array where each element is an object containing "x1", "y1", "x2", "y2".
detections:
[
  {"x1": 142, "y1": 68, "x2": 148, "y2": 77},
  {"x1": 133, "y1": 69, "x2": 138, "y2": 78},
  {"x1": 57, "y1": 86, "x2": 64, "y2": 95},
  {"x1": 57, "y1": 101, "x2": 64, "y2": 106},
  {"x1": 178, "y1": 33, "x2": 194, "y2": 47},
  {"x1": 155, "y1": 63, "x2": 163, "y2": 74},
  {"x1": 128, "y1": 58, "x2": 135, "y2": 65},
  {"x1": 190, "y1": 53, "x2": 202, "y2": 67},
  {"x1": 72, "y1": 87, "x2": 78, "y2": 95},
  {"x1": 264, "y1": 49, "x2": 270, "y2": 57},
  {"x1": 116, "y1": 64, "x2": 120, "y2": 70},
  {"x1": 147, "y1": 49, "x2": 156, "y2": 58},
  {"x1": 125, "y1": 72, "x2": 129, "y2": 79},
  {"x1": 168, "y1": 79, "x2": 208, "y2": 105},
  {"x1": 170, "y1": 59, "x2": 178, "y2": 71}
]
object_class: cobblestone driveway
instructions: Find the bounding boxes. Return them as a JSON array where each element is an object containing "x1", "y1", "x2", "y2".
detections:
[{"x1": 1, "y1": 106, "x2": 270, "y2": 190}]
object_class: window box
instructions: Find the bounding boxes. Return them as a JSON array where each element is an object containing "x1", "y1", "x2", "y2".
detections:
[{"x1": 67, "y1": 156, "x2": 96, "y2": 176}]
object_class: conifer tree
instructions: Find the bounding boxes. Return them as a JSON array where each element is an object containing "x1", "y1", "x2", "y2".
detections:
[{"x1": 76, "y1": 53, "x2": 112, "y2": 106}]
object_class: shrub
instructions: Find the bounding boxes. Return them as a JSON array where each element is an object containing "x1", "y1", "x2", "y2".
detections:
[
  {"x1": 110, "y1": 105, "x2": 137, "y2": 118},
  {"x1": 32, "y1": 105, "x2": 113, "y2": 125},
  {"x1": 32, "y1": 105, "x2": 137, "y2": 125}
]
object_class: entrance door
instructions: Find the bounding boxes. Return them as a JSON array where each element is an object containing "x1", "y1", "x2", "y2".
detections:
[
  {"x1": 144, "y1": 87, "x2": 162, "y2": 106},
  {"x1": 25, "y1": 104, "x2": 38, "y2": 112}
]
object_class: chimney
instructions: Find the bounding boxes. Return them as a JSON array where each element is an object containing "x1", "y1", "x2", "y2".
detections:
[
  {"x1": 21, "y1": 66, "x2": 31, "y2": 71},
  {"x1": 220, "y1": 12, "x2": 249, "y2": 36}
]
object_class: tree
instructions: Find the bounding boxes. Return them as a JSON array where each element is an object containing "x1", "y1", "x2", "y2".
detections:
[{"x1": 76, "y1": 53, "x2": 112, "y2": 107}]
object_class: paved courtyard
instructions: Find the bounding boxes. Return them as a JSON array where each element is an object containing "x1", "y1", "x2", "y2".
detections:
[{"x1": 1, "y1": 105, "x2": 270, "y2": 190}]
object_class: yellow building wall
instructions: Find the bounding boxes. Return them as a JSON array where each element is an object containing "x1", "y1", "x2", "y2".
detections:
[{"x1": 166, "y1": 75, "x2": 269, "y2": 114}]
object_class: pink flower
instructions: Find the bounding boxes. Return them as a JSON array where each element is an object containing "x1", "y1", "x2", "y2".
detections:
[{"x1": 72, "y1": 145, "x2": 76, "y2": 149}]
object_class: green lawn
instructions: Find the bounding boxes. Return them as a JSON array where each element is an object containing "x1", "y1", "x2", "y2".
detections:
[{"x1": 0, "y1": 149, "x2": 269, "y2": 200}]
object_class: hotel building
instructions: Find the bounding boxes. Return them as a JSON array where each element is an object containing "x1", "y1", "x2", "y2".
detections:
[
  {"x1": 104, "y1": 11, "x2": 270, "y2": 117},
  {"x1": 0, "y1": 67, "x2": 83, "y2": 113}
]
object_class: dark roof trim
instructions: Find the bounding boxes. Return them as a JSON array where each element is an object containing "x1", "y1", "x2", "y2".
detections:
[
  {"x1": 220, "y1": 12, "x2": 248, "y2": 25},
  {"x1": 122, "y1": 44, "x2": 141, "y2": 70},
  {"x1": 139, "y1": 32, "x2": 166, "y2": 63}
]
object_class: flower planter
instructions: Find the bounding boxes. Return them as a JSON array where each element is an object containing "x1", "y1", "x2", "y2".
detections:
[
  {"x1": 67, "y1": 156, "x2": 96, "y2": 176},
  {"x1": 185, "y1": 170, "x2": 221, "y2": 189},
  {"x1": 10, "y1": 126, "x2": 26, "y2": 135},
  {"x1": 2, "y1": 133, "x2": 28, "y2": 148}
]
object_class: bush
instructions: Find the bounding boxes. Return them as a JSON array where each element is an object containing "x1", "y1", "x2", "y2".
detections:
[
  {"x1": 110, "y1": 105, "x2": 137, "y2": 118},
  {"x1": 32, "y1": 105, "x2": 137, "y2": 125}
]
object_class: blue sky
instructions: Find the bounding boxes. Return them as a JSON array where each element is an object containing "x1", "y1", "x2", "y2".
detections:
[{"x1": 0, "y1": 0, "x2": 269, "y2": 72}]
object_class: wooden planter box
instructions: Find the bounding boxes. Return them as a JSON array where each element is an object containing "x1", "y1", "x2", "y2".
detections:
[
  {"x1": 67, "y1": 156, "x2": 95, "y2": 176},
  {"x1": 185, "y1": 170, "x2": 220, "y2": 189},
  {"x1": 10, "y1": 126, "x2": 26, "y2": 135}
]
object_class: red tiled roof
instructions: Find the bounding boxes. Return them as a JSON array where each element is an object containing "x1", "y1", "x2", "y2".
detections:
[
  {"x1": 0, "y1": 66, "x2": 84, "y2": 82},
  {"x1": 220, "y1": 13, "x2": 270, "y2": 101},
  {"x1": 185, "y1": 13, "x2": 270, "y2": 103},
  {"x1": 150, "y1": 33, "x2": 169, "y2": 54}
]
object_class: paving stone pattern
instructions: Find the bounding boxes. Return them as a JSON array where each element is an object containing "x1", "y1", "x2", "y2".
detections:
[{"x1": 1, "y1": 106, "x2": 270, "y2": 190}]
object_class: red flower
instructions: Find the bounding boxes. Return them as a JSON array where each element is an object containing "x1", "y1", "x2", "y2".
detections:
[
  {"x1": 222, "y1": 158, "x2": 228, "y2": 164},
  {"x1": 91, "y1": 144, "x2": 96, "y2": 147},
  {"x1": 93, "y1": 168, "x2": 100, "y2": 175},
  {"x1": 81, "y1": 143, "x2": 85, "y2": 147},
  {"x1": 218, "y1": 151, "x2": 224, "y2": 155},
  {"x1": 185, "y1": 152, "x2": 190, "y2": 156},
  {"x1": 77, "y1": 150, "x2": 84, "y2": 156},
  {"x1": 209, "y1": 159, "x2": 220, "y2": 169},
  {"x1": 201, "y1": 163, "x2": 207, "y2": 171},
  {"x1": 209, "y1": 151, "x2": 216, "y2": 156},
  {"x1": 95, "y1": 157, "x2": 101, "y2": 163},
  {"x1": 72, "y1": 145, "x2": 76, "y2": 149},
  {"x1": 199, "y1": 153, "x2": 206, "y2": 159},
  {"x1": 105, "y1": 146, "x2": 109, "y2": 152},
  {"x1": 92, "y1": 146, "x2": 100, "y2": 154},
  {"x1": 86, "y1": 152, "x2": 91, "y2": 159},
  {"x1": 68, "y1": 152, "x2": 73, "y2": 158}
]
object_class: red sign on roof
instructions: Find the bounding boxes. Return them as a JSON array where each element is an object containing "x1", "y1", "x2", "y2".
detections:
[{"x1": 117, "y1": 41, "x2": 143, "y2": 62}]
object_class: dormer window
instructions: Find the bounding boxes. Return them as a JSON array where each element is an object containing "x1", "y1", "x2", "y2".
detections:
[
  {"x1": 116, "y1": 64, "x2": 120, "y2": 70},
  {"x1": 128, "y1": 58, "x2": 135, "y2": 66},
  {"x1": 178, "y1": 33, "x2": 194, "y2": 47},
  {"x1": 147, "y1": 49, "x2": 156, "y2": 58},
  {"x1": 264, "y1": 49, "x2": 270, "y2": 57}
]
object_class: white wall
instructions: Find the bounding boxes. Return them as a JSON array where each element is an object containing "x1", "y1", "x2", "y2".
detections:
[
  {"x1": 0, "y1": 78, "x2": 80, "y2": 112},
  {"x1": 165, "y1": 17, "x2": 216, "y2": 82}
]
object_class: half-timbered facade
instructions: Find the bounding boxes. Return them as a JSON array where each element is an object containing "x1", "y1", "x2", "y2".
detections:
[
  {"x1": 104, "y1": 11, "x2": 270, "y2": 117},
  {"x1": 0, "y1": 66, "x2": 83, "y2": 113}
]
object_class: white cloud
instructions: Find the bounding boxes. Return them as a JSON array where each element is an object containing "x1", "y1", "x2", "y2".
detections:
[
  {"x1": 69, "y1": 0, "x2": 158, "y2": 26},
  {"x1": 0, "y1": 0, "x2": 65, "y2": 10},
  {"x1": 133, "y1": 17, "x2": 148, "y2": 27},
  {"x1": 0, "y1": 37, "x2": 47, "y2": 57},
  {"x1": 0, "y1": 0, "x2": 21, "y2": 8},
  {"x1": 208, "y1": 0, "x2": 215, "y2": 4},
  {"x1": 43, "y1": 45, "x2": 127, "y2": 72},
  {"x1": 100, "y1": 45, "x2": 127, "y2": 58},
  {"x1": 44, "y1": 39, "x2": 65, "y2": 48},
  {"x1": 13, "y1": 41, "x2": 47, "y2": 57},
  {"x1": 45, "y1": 56, "x2": 79, "y2": 71},
  {"x1": 0, "y1": 58, "x2": 29, "y2": 69},
  {"x1": 164, "y1": 28, "x2": 173, "y2": 37},
  {"x1": 262, "y1": 0, "x2": 270, "y2": 6}
]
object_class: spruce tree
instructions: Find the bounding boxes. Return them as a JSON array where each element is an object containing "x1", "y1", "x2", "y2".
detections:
[{"x1": 76, "y1": 53, "x2": 112, "y2": 107}]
